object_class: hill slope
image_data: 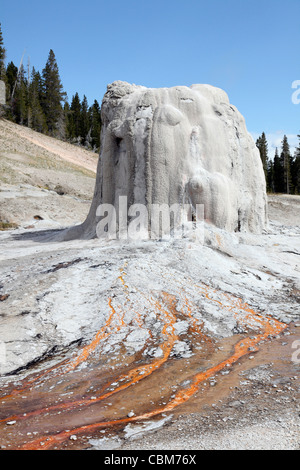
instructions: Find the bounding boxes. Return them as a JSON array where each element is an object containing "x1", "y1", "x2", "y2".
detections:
[{"x1": 0, "y1": 119, "x2": 98, "y2": 228}]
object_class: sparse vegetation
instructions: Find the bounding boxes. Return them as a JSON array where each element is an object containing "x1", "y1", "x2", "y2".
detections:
[
  {"x1": 0, "y1": 220, "x2": 18, "y2": 230},
  {"x1": 0, "y1": 23, "x2": 102, "y2": 152}
]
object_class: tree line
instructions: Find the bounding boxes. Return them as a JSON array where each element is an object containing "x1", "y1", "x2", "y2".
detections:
[
  {"x1": 0, "y1": 24, "x2": 101, "y2": 151},
  {"x1": 1, "y1": 24, "x2": 300, "y2": 192},
  {"x1": 256, "y1": 132, "x2": 300, "y2": 194}
]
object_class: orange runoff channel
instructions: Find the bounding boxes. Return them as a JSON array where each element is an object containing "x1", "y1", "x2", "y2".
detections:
[{"x1": 20, "y1": 293, "x2": 287, "y2": 450}]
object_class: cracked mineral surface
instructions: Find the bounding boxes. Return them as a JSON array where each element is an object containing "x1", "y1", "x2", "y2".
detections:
[{"x1": 0, "y1": 115, "x2": 299, "y2": 450}]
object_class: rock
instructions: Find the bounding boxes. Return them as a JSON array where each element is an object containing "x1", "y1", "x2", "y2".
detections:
[
  {"x1": 62, "y1": 81, "x2": 267, "y2": 241},
  {"x1": 171, "y1": 340, "x2": 192, "y2": 358},
  {"x1": 0, "y1": 294, "x2": 9, "y2": 302},
  {"x1": 228, "y1": 400, "x2": 242, "y2": 408}
]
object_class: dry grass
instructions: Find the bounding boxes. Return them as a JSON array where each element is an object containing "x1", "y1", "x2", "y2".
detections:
[{"x1": 0, "y1": 221, "x2": 18, "y2": 231}]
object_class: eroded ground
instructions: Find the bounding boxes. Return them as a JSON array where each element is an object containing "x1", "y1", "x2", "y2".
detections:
[
  {"x1": 0, "y1": 272, "x2": 294, "y2": 450},
  {"x1": 0, "y1": 213, "x2": 299, "y2": 449}
]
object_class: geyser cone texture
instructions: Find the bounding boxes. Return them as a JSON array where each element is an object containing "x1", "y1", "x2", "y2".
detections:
[{"x1": 63, "y1": 81, "x2": 267, "y2": 240}]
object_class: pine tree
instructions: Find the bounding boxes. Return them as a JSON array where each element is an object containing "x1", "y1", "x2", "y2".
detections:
[
  {"x1": 12, "y1": 64, "x2": 28, "y2": 125},
  {"x1": 89, "y1": 99, "x2": 101, "y2": 151},
  {"x1": 267, "y1": 159, "x2": 274, "y2": 193},
  {"x1": 41, "y1": 49, "x2": 66, "y2": 135},
  {"x1": 0, "y1": 23, "x2": 6, "y2": 80},
  {"x1": 64, "y1": 101, "x2": 72, "y2": 139},
  {"x1": 80, "y1": 95, "x2": 90, "y2": 146},
  {"x1": 273, "y1": 148, "x2": 284, "y2": 193},
  {"x1": 68, "y1": 92, "x2": 82, "y2": 141},
  {"x1": 256, "y1": 132, "x2": 269, "y2": 188},
  {"x1": 292, "y1": 134, "x2": 300, "y2": 194},
  {"x1": 5, "y1": 61, "x2": 18, "y2": 101},
  {"x1": 28, "y1": 67, "x2": 47, "y2": 132},
  {"x1": 280, "y1": 135, "x2": 292, "y2": 194}
]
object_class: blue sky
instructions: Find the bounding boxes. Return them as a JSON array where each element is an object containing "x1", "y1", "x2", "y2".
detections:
[{"x1": 1, "y1": 0, "x2": 300, "y2": 155}]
